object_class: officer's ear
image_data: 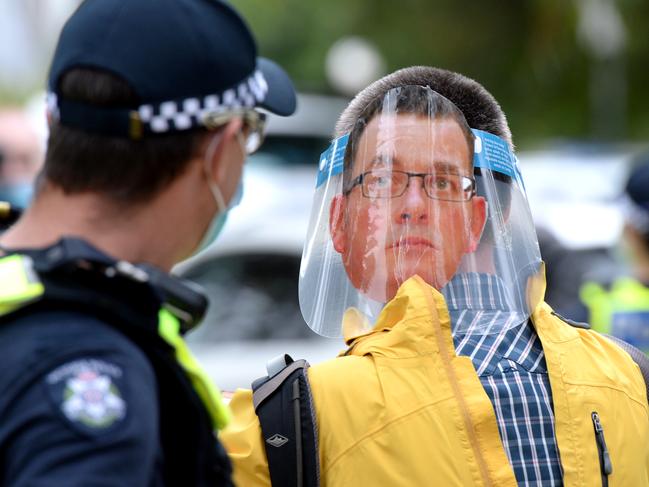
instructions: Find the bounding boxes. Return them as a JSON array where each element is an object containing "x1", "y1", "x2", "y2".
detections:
[{"x1": 204, "y1": 118, "x2": 244, "y2": 189}]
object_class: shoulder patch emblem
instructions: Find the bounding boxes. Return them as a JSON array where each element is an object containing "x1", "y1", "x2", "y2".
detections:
[
  {"x1": 46, "y1": 359, "x2": 127, "y2": 430},
  {"x1": 62, "y1": 370, "x2": 125, "y2": 427}
]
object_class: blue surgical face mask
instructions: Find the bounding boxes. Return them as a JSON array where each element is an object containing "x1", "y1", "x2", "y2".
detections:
[
  {"x1": 194, "y1": 180, "x2": 243, "y2": 254},
  {"x1": 193, "y1": 131, "x2": 246, "y2": 255},
  {"x1": 0, "y1": 183, "x2": 34, "y2": 209}
]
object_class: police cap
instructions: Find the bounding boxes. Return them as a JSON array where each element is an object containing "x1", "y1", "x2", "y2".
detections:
[{"x1": 47, "y1": 0, "x2": 296, "y2": 139}]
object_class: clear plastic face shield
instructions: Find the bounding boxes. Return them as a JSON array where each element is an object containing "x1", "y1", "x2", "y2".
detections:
[{"x1": 299, "y1": 86, "x2": 542, "y2": 338}]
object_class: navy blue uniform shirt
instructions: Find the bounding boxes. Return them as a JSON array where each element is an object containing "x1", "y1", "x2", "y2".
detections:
[
  {"x1": 0, "y1": 310, "x2": 164, "y2": 486},
  {"x1": 0, "y1": 238, "x2": 233, "y2": 486}
]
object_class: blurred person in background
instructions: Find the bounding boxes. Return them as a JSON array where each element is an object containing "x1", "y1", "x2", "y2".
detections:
[
  {"x1": 222, "y1": 66, "x2": 649, "y2": 486},
  {"x1": 537, "y1": 226, "x2": 618, "y2": 324},
  {"x1": 0, "y1": 0, "x2": 295, "y2": 485},
  {"x1": 581, "y1": 155, "x2": 649, "y2": 353},
  {"x1": 0, "y1": 107, "x2": 43, "y2": 209}
]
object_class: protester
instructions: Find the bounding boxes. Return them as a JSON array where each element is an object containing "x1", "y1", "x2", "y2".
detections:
[
  {"x1": 0, "y1": 0, "x2": 295, "y2": 485},
  {"x1": 222, "y1": 66, "x2": 649, "y2": 486}
]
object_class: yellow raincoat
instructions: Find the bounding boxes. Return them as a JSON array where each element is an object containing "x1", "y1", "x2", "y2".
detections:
[{"x1": 221, "y1": 276, "x2": 649, "y2": 486}]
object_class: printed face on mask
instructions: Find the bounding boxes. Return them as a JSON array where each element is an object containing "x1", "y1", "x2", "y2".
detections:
[{"x1": 330, "y1": 114, "x2": 487, "y2": 302}]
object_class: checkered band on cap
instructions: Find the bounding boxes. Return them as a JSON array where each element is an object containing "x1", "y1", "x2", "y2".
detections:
[
  {"x1": 138, "y1": 70, "x2": 268, "y2": 133},
  {"x1": 47, "y1": 70, "x2": 269, "y2": 137}
]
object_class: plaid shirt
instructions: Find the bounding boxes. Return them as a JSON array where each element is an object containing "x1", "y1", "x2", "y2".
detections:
[{"x1": 443, "y1": 273, "x2": 563, "y2": 486}]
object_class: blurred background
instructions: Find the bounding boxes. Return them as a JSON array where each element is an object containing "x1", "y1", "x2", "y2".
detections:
[{"x1": 2, "y1": 0, "x2": 649, "y2": 388}]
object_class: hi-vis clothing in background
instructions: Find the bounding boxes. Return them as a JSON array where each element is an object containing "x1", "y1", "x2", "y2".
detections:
[
  {"x1": 0, "y1": 238, "x2": 233, "y2": 486},
  {"x1": 222, "y1": 275, "x2": 649, "y2": 486},
  {"x1": 578, "y1": 158, "x2": 649, "y2": 357},
  {"x1": 581, "y1": 277, "x2": 649, "y2": 354}
]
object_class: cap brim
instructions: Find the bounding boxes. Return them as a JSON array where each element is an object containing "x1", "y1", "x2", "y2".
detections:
[{"x1": 256, "y1": 57, "x2": 297, "y2": 117}]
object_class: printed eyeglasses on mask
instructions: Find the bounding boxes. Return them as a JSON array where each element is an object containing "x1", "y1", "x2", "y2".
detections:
[{"x1": 343, "y1": 169, "x2": 476, "y2": 202}]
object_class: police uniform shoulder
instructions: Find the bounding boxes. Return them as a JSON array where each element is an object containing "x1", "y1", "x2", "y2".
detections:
[
  {"x1": 4, "y1": 309, "x2": 139, "y2": 349},
  {"x1": 8, "y1": 313, "x2": 157, "y2": 432},
  {"x1": 0, "y1": 310, "x2": 154, "y2": 389}
]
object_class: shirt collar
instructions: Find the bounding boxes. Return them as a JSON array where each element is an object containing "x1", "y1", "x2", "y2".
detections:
[
  {"x1": 445, "y1": 273, "x2": 542, "y2": 373},
  {"x1": 442, "y1": 272, "x2": 517, "y2": 312}
]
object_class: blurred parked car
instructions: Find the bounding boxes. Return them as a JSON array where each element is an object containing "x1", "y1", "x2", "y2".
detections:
[{"x1": 174, "y1": 94, "x2": 348, "y2": 390}]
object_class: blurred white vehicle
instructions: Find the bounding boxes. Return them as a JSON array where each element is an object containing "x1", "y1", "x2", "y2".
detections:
[{"x1": 519, "y1": 145, "x2": 638, "y2": 250}]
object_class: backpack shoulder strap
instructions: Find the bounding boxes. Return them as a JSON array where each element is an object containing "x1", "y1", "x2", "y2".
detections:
[{"x1": 252, "y1": 354, "x2": 319, "y2": 487}]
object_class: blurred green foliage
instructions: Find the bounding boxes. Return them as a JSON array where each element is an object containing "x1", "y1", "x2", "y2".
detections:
[{"x1": 232, "y1": 0, "x2": 649, "y2": 147}]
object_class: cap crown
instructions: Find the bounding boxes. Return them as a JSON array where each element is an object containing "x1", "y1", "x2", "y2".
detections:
[{"x1": 49, "y1": 0, "x2": 257, "y2": 104}]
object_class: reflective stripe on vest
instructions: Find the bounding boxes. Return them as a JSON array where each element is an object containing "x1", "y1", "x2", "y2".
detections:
[
  {"x1": 0, "y1": 255, "x2": 45, "y2": 316},
  {"x1": 0, "y1": 254, "x2": 230, "y2": 430},
  {"x1": 158, "y1": 309, "x2": 230, "y2": 430}
]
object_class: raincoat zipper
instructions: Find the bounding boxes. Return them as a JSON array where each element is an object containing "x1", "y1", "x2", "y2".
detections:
[
  {"x1": 592, "y1": 411, "x2": 612, "y2": 486},
  {"x1": 423, "y1": 283, "x2": 494, "y2": 487}
]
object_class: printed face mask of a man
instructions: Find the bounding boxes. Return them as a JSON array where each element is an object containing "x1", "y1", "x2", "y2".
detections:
[
  {"x1": 329, "y1": 112, "x2": 487, "y2": 303},
  {"x1": 300, "y1": 85, "x2": 542, "y2": 338}
]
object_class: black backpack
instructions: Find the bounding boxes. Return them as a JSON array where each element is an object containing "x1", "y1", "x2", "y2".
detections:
[{"x1": 252, "y1": 355, "x2": 319, "y2": 487}]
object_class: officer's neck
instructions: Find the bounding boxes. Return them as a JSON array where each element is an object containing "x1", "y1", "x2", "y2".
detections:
[{"x1": 0, "y1": 168, "x2": 211, "y2": 272}]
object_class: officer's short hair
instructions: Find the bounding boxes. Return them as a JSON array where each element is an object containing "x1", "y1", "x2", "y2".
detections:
[
  {"x1": 335, "y1": 66, "x2": 513, "y2": 149},
  {"x1": 44, "y1": 68, "x2": 210, "y2": 205}
]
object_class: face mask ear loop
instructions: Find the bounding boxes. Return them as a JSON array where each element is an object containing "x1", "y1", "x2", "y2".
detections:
[
  {"x1": 236, "y1": 130, "x2": 248, "y2": 156},
  {"x1": 203, "y1": 133, "x2": 227, "y2": 213}
]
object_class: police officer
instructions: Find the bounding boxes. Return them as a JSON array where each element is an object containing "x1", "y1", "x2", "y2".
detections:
[
  {"x1": 581, "y1": 155, "x2": 649, "y2": 353},
  {"x1": 0, "y1": 0, "x2": 295, "y2": 485}
]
